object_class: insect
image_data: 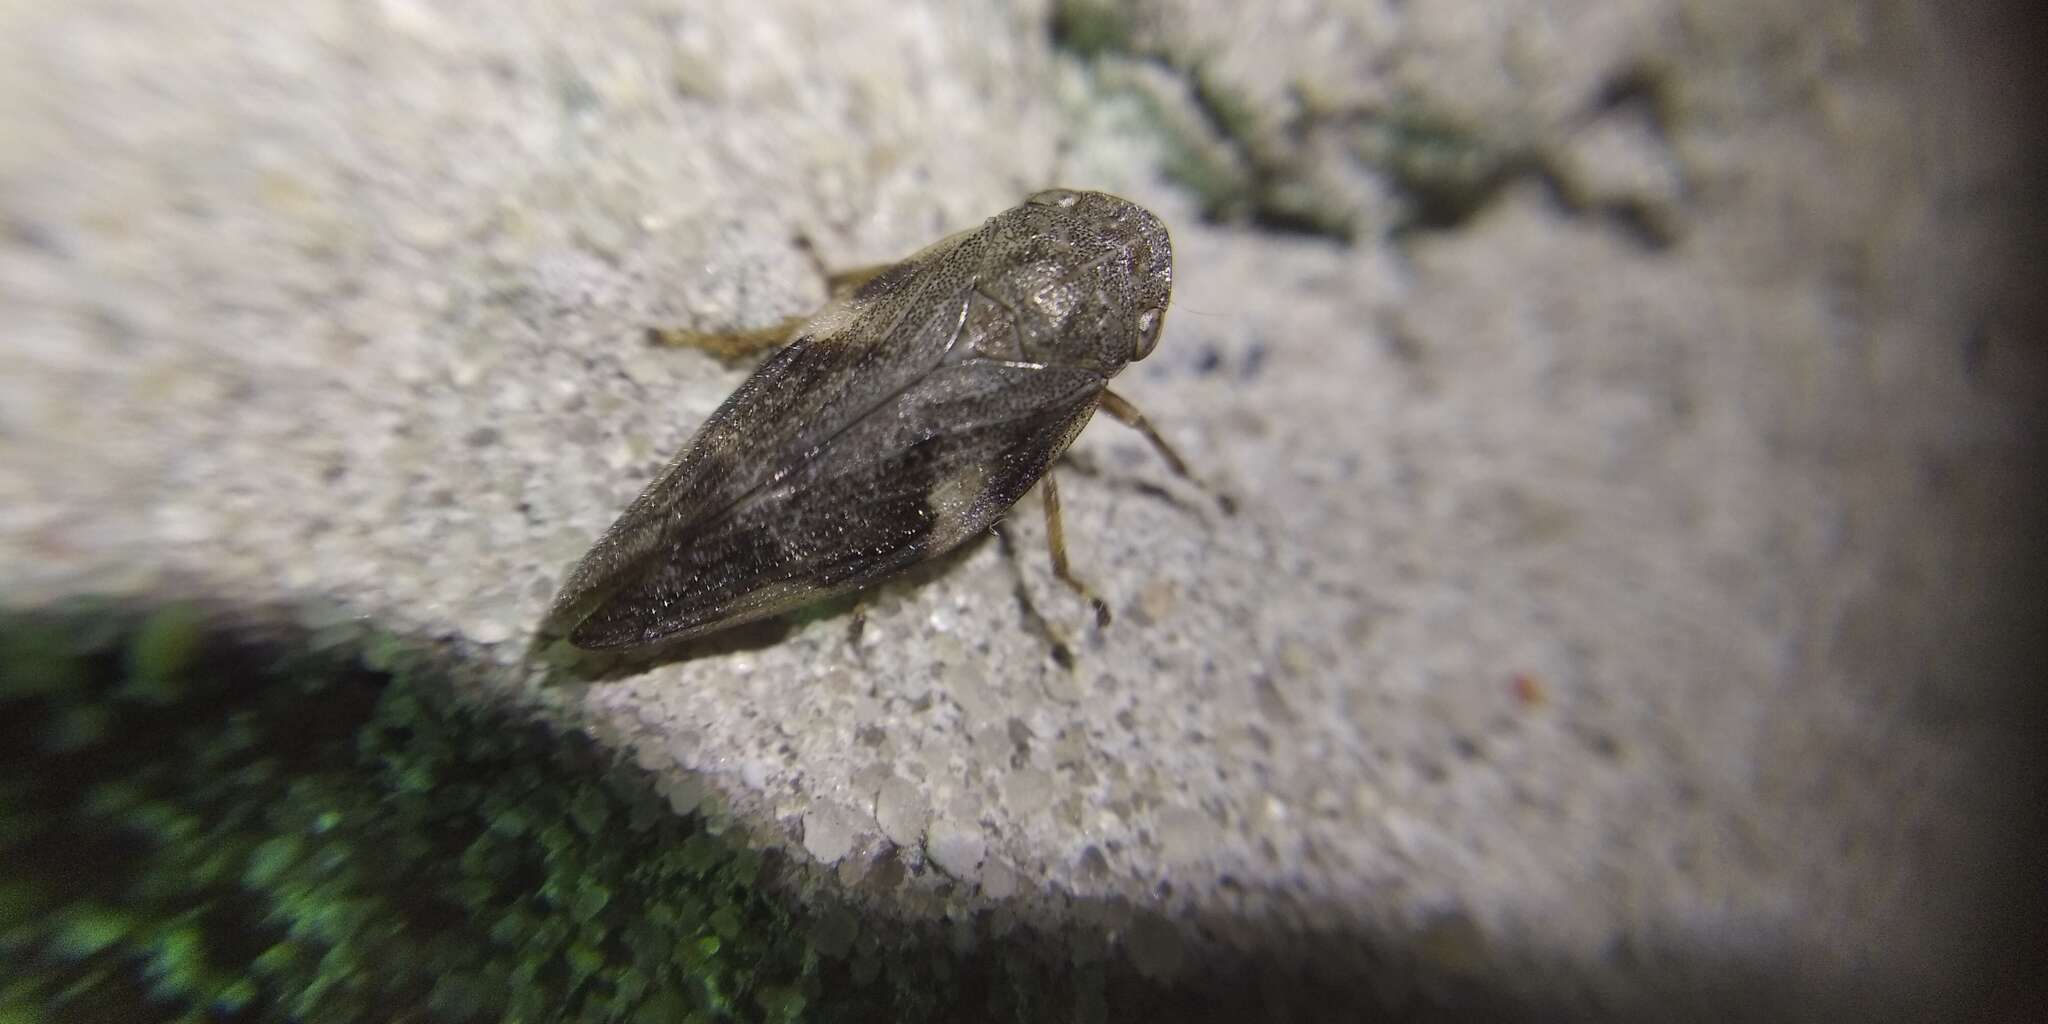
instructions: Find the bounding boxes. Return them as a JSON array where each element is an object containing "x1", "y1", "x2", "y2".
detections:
[{"x1": 545, "y1": 189, "x2": 1210, "y2": 652}]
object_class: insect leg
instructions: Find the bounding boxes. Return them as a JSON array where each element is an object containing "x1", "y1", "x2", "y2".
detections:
[
  {"x1": 844, "y1": 600, "x2": 869, "y2": 664},
  {"x1": 647, "y1": 254, "x2": 898, "y2": 364},
  {"x1": 645, "y1": 318, "x2": 809, "y2": 365},
  {"x1": 789, "y1": 229, "x2": 898, "y2": 300},
  {"x1": 1099, "y1": 389, "x2": 1236, "y2": 514},
  {"x1": 994, "y1": 522, "x2": 1077, "y2": 670},
  {"x1": 824, "y1": 263, "x2": 895, "y2": 298},
  {"x1": 1041, "y1": 472, "x2": 1113, "y2": 628}
]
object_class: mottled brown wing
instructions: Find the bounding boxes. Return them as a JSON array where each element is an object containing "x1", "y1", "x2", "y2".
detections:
[
  {"x1": 545, "y1": 231, "x2": 994, "y2": 633},
  {"x1": 566, "y1": 360, "x2": 1104, "y2": 649}
]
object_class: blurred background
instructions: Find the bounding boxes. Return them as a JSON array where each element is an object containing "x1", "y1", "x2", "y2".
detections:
[{"x1": 3, "y1": 1, "x2": 2043, "y2": 1021}]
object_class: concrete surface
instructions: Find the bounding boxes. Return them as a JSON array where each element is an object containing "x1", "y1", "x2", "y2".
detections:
[{"x1": 4, "y1": 0, "x2": 2043, "y2": 1017}]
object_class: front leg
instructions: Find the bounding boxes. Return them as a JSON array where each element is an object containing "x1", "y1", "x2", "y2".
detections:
[
  {"x1": 644, "y1": 252, "x2": 902, "y2": 365},
  {"x1": 1099, "y1": 389, "x2": 1236, "y2": 513},
  {"x1": 645, "y1": 317, "x2": 811, "y2": 365},
  {"x1": 994, "y1": 521, "x2": 1077, "y2": 671},
  {"x1": 1040, "y1": 470, "x2": 1113, "y2": 628}
]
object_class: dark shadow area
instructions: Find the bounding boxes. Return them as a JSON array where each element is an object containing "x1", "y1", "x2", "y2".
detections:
[{"x1": 5, "y1": 594, "x2": 2041, "y2": 1023}]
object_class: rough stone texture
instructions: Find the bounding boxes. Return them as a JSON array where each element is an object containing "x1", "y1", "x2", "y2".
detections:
[
  {"x1": 874, "y1": 775, "x2": 931, "y2": 848},
  {"x1": 4, "y1": 0, "x2": 2043, "y2": 1018},
  {"x1": 800, "y1": 799, "x2": 868, "y2": 865},
  {"x1": 925, "y1": 820, "x2": 989, "y2": 882}
]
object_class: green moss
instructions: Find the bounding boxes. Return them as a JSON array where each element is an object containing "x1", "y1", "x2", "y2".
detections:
[
  {"x1": 121, "y1": 604, "x2": 203, "y2": 698},
  {"x1": 0, "y1": 621, "x2": 86, "y2": 699},
  {"x1": 568, "y1": 785, "x2": 610, "y2": 835},
  {"x1": 811, "y1": 907, "x2": 858, "y2": 960},
  {"x1": 242, "y1": 835, "x2": 301, "y2": 889},
  {"x1": 0, "y1": 604, "x2": 830, "y2": 1021},
  {"x1": 49, "y1": 908, "x2": 129, "y2": 960},
  {"x1": 1349, "y1": 110, "x2": 1531, "y2": 233},
  {"x1": 1188, "y1": 65, "x2": 1264, "y2": 152},
  {"x1": 46, "y1": 704, "x2": 112, "y2": 752},
  {"x1": 1054, "y1": 0, "x2": 1546, "y2": 244},
  {"x1": 756, "y1": 984, "x2": 807, "y2": 1022},
  {"x1": 0, "y1": 601, "x2": 1333, "y2": 1023},
  {"x1": 1153, "y1": 125, "x2": 1257, "y2": 222},
  {"x1": 1076, "y1": 51, "x2": 1363, "y2": 241},
  {"x1": 1049, "y1": 0, "x2": 1137, "y2": 58}
]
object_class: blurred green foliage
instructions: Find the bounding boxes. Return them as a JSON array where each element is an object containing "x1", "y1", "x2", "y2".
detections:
[
  {"x1": 0, "y1": 600, "x2": 1354, "y2": 1022},
  {"x1": 1048, "y1": 0, "x2": 1136, "y2": 58},
  {"x1": 0, "y1": 602, "x2": 1098, "y2": 1022}
]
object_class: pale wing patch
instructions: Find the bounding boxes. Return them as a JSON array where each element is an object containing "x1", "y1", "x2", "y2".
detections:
[{"x1": 925, "y1": 461, "x2": 992, "y2": 551}]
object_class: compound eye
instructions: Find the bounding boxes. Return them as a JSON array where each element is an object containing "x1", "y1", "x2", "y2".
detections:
[
  {"x1": 1132, "y1": 307, "x2": 1165, "y2": 360},
  {"x1": 1027, "y1": 188, "x2": 1082, "y2": 208}
]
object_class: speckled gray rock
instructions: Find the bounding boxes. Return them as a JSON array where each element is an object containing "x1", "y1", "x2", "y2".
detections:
[
  {"x1": 3, "y1": 0, "x2": 2041, "y2": 1018},
  {"x1": 977, "y1": 857, "x2": 1021, "y2": 900},
  {"x1": 874, "y1": 776, "x2": 928, "y2": 848},
  {"x1": 925, "y1": 820, "x2": 987, "y2": 881},
  {"x1": 801, "y1": 800, "x2": 868, "y2": 865}
]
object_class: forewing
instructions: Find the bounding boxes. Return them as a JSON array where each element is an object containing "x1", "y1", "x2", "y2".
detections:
[
  {"x1": 547, "y1": 231, "x2": 994, "y2": 632},
  {"x1": 568, "y1": 362, "x2": 1103, "y2": 648}
]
